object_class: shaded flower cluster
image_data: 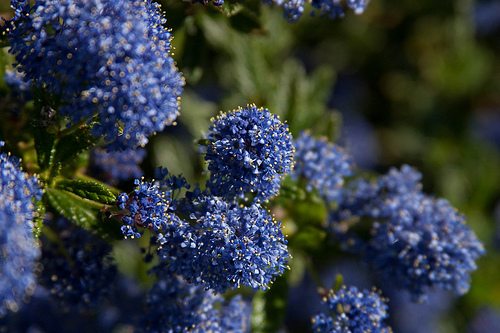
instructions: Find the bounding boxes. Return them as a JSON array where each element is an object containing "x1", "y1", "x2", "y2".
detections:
[
  {"x1": 117, "y1": 175, "x2": 190, "y2": 240},
  {"x1": 311, "y1": 0, "x2": 369, "y2": 19},
  {"x1": 311, "y1": 285, "x2": 391, "y2": 333},
  {"x1": 4, "y1": 69, "x2": 32, "y2": 102},
  {"x1": 90, "y1": 148, "x2": 146, "y2": 185},
  {"x1": 168, "y1": 194, "x2": 289, "y2": 292},
  {"x1": 144, "y1": 271, "x2": 251, "y2": 333},
  {"x1": 118, "y1": 173, "x2": 289, "y2": 292},
  {"x1": 193, "y1": 0, "x2": 369, "y2": 22},
  {"x1": 331, "y1": 166, "x2": 485, "y2": 300},
  {"x1": 293, "y1": 132, "x2": 353, "y2": 203},
  {"x1": 39, "y1": 218, "x2": 117, "y2": 310},
  {"x1": 0, "y1": 142, "x2": 42, "y2": 315},
  {"x1": 7, "y1": 0, "x2": 184, "y2": 149},
  {"x1": 205, "y1": 105, "x2": 294, "y2": 202}
]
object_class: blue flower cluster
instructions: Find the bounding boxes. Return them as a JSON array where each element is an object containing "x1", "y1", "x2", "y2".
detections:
[
  {"x1": 311, "y1": 285, "x2": 391, "y2": 333},
  {"x1": 205, "y1": 105, "x2": 294, "y2": 202},
  {"x1": 0, "y1": 142, "x2": 42, "y2": 315},
  {"x1": 118, "y1": 178, "x2": 288, "y2": 292},
  {"x1": 4, "y1": 69, "x2": 32, "y2": 102},
  {"x1": 331, "y1": 166, "x2": 485, "y2": 300},
  {"x1": 39, "y1": 218, "x2": 117, "y2": 310},
  {"x1": 144, "y1": 271, "x2": 251, "y2": 333},
  {"x1": 171, "y1": 194, "x2": 289, "y2": 292},
  {"x1": 264, "y1": 0, "x2": 306, "y2": 22},
  {"x1": 90, "y1": 148, "x2": 146, "y2": 185},
  {"x1": 117, "y1": 176, "x2": 190, "y2": 240},
  {"x1": 7, "y1": 0, "x2": 184, "y2": 149},
  {"x1": 194, "y1": 0, "x2": 369, "y2": 22},
  {"x1": 311, "y1": 0, "x2": 369, "y2": 19},
  {"x1": 293, "y1": 132, "x2": 353, "y2": 203},
  {"x1": 117, "y1": 106, "x2": 292, "y2": 291}
]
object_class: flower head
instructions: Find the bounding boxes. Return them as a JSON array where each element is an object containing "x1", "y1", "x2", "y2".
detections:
[
  {"x1": 311, "y1": 0, "x2": 369, "y2": 18},
  {"x1": 0, "y1": 144, "x2": 41, "y2": 314},
  {"x1": 90, "y1": 148, "x2": 146, "y2": 185},
  {"x1": 293, "y1": 132, "x2": 353, "y2": 203},
  {"x1": 311, "y1": 286, "x2": 391, "y2": 333},
  {"x1": 8, "y1": 0, "x2": 184, "y2": 149},
  {"x1": 39, "y1": 218, "x2": 117, "y2": 310},
  {"x1": 330, "y1": 166, "x2": 485, "y2": 300},
  {"x1": 171, "y1": 194, "x2": 289, "y2": 292},
  {"x1": 205, "y1": 105, "x2": 294, "y2": 202},
  {"x1": 117, "y1": 175, "x2": 189, "y2": 240},
  {"x1": 144, "y1": 271, "x2": 251, "y2": 333}
]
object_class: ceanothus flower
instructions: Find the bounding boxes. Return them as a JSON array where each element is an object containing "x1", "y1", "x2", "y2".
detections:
[
  {"x1": 4, "y1": 69, "x2": 32, "y2": 102},
  {"x1": 39, "y1": 218, "x2": 117, "y2": 310},
  {"x1": 90, "y1": 148, "x2": 146, "y2": 185},
  {"x1": 369, "y1": 192, "x2": 485, "y2": 301},
  {"x1": 293, "y1": 132, "x2": 353, "y2": 203},
  {"x1": 116, "y1": 175, "x2": 190, "y2": 242},
  {"x1": 191, "y1": 0, "x2": 224, "y2": 6},
  {"x1": 264, "y1": 0, "x2": 306, "y2": 22},
  {"x1": 330, "y1": 166, "x2": 485, "y2": 300},
  {"x1": 7, "y1": 0, "x2": 184, "y2": 149},
  {"x1": 169, "y1": 194, "x2": 289, "y2": 292},
  {"x1": 143, "y1": 271, "x2": 251, "y2": 333},
  {"x1": 205, "y1": 105, "x2": 294, "y2": 202},
  {"x1": 311, "y1": 285, "x2": 391, "y2": 333},
  {"x1": 0, "y1": 142, "x2": 42, "y2": 315},
  {"x1": 311, "y1": 0, "x2": 369, "y2": 18}
]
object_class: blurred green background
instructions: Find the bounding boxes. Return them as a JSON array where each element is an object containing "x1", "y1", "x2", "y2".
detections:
[{"x1": 1, "y1": 0, "x2": 499, "y2": 331}]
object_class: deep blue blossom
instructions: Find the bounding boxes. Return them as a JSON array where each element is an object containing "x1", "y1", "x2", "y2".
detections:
[
  {"x1": 192, "y1": 0, "x2": 224, "y2": 6},
  {"x1": 90, "y1": 148, "x2": 146, "y2": 185},
  {"x1": 311, "y1": 0, "x2": 369, "y2": 18},
  {"x1": 330, "y1": 166, "x2": 485, "y2": 300},
  {"x1": 117, "y1": 176, "x2": 190, "y2": 241},
  {"x1": 0, "y1": 142, "x2": 41, "y2": 315},
  {"x1": 311, "y1": 285, "x2": 391, "y2": 333},
  {"x1": 144, "y1": 271, "x2": 251, "y2": 333},
  {"x1": 369, "y1": 192, "x2": 485, "y2": 300},
  {"x1": 8, "y1": 0, "x2": 184, "y2": 149},
  {"x1": 264, "y1": 0, "x2": 305, "y2": 22},
  {"x1": 4, "y1": 69, "x2": 32, "y2": 101},
  {"x1": 168, "y1": 194, "x2": 289, "y2": 292},
  {"x1": 39, "y1": 218, "x2": 117, "y2": 310},
  {"x1": 293, "y1": 132, "x2": 353, "y2": 203},
  {"x1": 205, "y1": 105, "x2": 294, "y2": 202}
]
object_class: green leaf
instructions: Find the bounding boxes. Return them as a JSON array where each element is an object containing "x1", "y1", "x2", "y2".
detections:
[
  {"x1": 289, "y1": 226, "x2": 327, "y2": 252},
  {"x1": 33, "y1": 198, "x2": 46, "y2": 239},
  {"x1": 56, "y1": 179, "x2": 117, "y2": 205},
  {"x1": 53, "y1": 127, "x2": 97, "y2": 168},
  {"x1": 45, "y1": 188, "x2": 121, "y2": 241},
  {"x1": 33, "y1": 127, "x2": 56, "y2": 171}
]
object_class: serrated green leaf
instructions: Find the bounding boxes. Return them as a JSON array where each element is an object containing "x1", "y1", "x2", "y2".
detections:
[
  {"x1": 45, "y1": 188, "x2": 121, "y2": 240},
  {"x1": 53, "y1": 127, "x2": 97, "y2": 168},
  {"x1": 33, "y1": 127, "x2": 56, "y2": 171},
  {"x1": 33, "y1": 198, "x2": 46, "y2": 238},
  {"x1": 56, "y1": 179, "x2": 117, "y2": 205}
]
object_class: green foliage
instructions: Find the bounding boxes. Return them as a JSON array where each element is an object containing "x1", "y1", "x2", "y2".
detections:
[
  {"x1": 55, "y1": 179, "x2": 117, "y2": 205},
  {"x1": 45, "y1": 188, "x2": 121, "y2": 241}
]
